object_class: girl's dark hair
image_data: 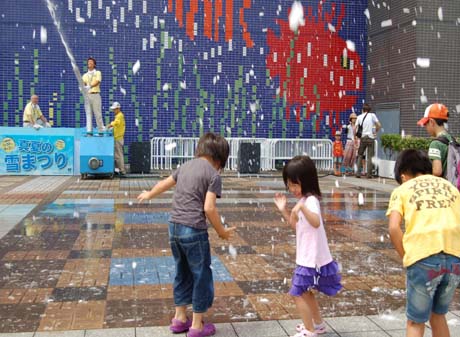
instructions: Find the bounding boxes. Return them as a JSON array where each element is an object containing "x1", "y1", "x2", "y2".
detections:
[
  {"x1": 87, "y1": 57, "x2": 97, "y2": 66},
  {"x1": 282, "y1": 155, "x2": 321, "y2": 197},
  {"x1": 195, "y1": 132, "x2": 229, "y2": 168},
  {"x1": 394, "y1": 149, "x2": 432, "y2": 184}
]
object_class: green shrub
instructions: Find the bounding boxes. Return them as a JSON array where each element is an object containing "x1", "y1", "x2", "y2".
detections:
[
  {"x1": 381, "y1": 134, "x2": 402, "y2": 159},
  {"x1": 400, "y1": 136, "x2": 430, "y2": 151},
  {"x1": 381, "y1": 134, "x2": 431, "y2": 159}
]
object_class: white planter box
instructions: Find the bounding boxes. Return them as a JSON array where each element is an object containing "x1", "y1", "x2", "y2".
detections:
[{"x1": 378, "y1": 159, "x2": 395, "y2": 179}]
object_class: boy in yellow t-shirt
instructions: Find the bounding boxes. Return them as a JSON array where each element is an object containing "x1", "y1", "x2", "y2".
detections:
[
  {"x1": 387, "y1": 149, "x2": 460, "y2": 337},
  {"x1": 108, "y1": 102, "x2": 126, "y2": 176}
]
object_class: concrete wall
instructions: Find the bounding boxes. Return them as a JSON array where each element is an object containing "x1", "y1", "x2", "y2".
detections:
[{"x1": 366, "y1": 0, "x2": 460, "y2": 136}]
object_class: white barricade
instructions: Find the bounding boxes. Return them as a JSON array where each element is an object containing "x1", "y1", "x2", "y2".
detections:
[
  {"x1": 150, "y1": 137, "x2": 334, "y2": 172},
  {"x1": 226, "y1": 138, "x2": 273, "y2": 171},
  {"x1": 272, "y1": 139, "x2": 334, "y2": 172}
]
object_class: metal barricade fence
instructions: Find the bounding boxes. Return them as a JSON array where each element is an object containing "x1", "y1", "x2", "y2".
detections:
[
  {"x1": 150, "y1": 137, "x2": 334, "y2": 172},
  {"x1": 272, "y1": 139, "x2": 334, "y2": 172},
  {"x1": 226, "y1": 138, "x2": 273, "y2": 171},
  {"x1": 151, "y1": 137, "x2": 200, "y2": 170}
]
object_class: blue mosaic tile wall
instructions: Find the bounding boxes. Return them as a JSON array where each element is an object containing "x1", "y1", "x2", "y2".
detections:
[{"x1": 0, "y1": 0, "x2": 368, "y2": 150}]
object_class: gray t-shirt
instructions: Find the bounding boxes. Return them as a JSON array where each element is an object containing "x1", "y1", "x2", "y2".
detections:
[{"x1": 170, "y1": 158, "x2": 222, "y2": 229}]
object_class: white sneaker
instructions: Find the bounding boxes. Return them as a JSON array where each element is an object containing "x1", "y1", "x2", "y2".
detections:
[
  {"x1": 296, "y1": 322, "x2": 327, "y2": 334},
  {"x1": 291, "y1": 329, "x2": 317, "y2": 337}
]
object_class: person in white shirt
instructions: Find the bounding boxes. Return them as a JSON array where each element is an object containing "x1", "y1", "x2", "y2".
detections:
[
  {"x1": 22, "y1": 95, "x2": 51, "y2": 128},
  {"x1": 355, "y1": 103, "x2": 381, "y2": 178},
  {"x1": 82, "y1": 57, "x2": 104, "y2": 133}
]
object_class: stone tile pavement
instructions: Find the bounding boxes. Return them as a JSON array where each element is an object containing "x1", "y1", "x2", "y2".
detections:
[
  {"x1": 1, "y1": 312, "x2": 460, "y2": 336},
  {"x1": 0, "y1": 174, "x2": 459, "y2": 337}
]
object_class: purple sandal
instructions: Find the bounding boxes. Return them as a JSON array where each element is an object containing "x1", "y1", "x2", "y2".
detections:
[
  {"x1": 186, "y1": 323, "x2": 216, "y2": 337},
  {"x1": 170, "y1": 318, "x2": 192, "y2": 333}
]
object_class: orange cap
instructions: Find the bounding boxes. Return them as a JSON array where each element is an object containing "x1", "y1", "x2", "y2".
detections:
[{"x1": 417, "y1": 103, "x2": 448, "y2": 126}]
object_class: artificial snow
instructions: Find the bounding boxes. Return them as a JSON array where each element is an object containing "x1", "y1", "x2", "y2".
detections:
[
  {"x1": 132, "y1": 60, "x2": 140, "y2": 75},
  {"x1": 416, "y1": 57, "x2": 430, "y2": 68},
  {"x1": 288, "y1": 1, "x2": 305, "y2": 32},
  {"x1": 381, "y1": 19, "x2": 392, "y2": 28},
  {"x1": 438, "y1": 7, "x2": 443, "y2": 21},
  {"x1": 40, "y1": 26, "x2": 47, "y2": 44},
  {"x1": 346, "y1": 40, "x2": 356, "y2": 52},
  {"x1": 165, "y1": 142, "x2": 177, "y2": 151}
]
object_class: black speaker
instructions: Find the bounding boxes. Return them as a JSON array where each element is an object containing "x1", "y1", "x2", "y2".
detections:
[
  {"x1": 238, "y1": 143, "x2": 261, "y2": 174},
  {"x1": 129, "y1": 142, "x2": 151, "y2": 173}
]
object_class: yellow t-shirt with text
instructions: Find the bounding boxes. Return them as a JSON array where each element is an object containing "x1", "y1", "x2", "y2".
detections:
[{"x1": 386, "y1": 175, "x2": 460, "y2": 267}]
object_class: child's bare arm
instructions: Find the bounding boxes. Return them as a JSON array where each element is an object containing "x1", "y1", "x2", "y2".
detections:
[
  {"x1": 388, "y1": 211, "x2": 405, "y2": 259},
  {"x1": 137, "y1": 176, "x2": 176, "y2": 202},
  {"x1": 204, "y1": 191, "x2": 235, "y2": 240}
]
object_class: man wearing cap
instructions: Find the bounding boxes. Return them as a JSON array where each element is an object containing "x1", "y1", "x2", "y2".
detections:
[
  {"x1": 108, "y1": 102, "x2": 126, "y2": 176},
  {"x1": 355, "y1": 103, "x2": 381, "y2": 178},
  {"x1": 418, "y1": 103, "x2": 452, "y2": 177},
  {"x1": 23, "y1": 95, "x2": 51, "y2": 128},
  {"x1": 82, "y1": 57, "x2": 105, "y2": 133}
]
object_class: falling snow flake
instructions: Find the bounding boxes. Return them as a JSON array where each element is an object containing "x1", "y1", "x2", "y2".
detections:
[
  {"x1": 346, "y1": 40, "x2": 356, "y2": 52},
  {"x1": 40, "y1": 26, "x2": 47, "y2": 44},
  {"x1": 132, "y1": 60, "x2": 140, "y2": 75},
  {"x1": 364, "y1": 8, "x2": 370, "y2": 20},
  {"x1": 381, "y1": 19, "x2": 392, "y2": 28},
  {"x1": 165, "y1": 142, "x2": 177, "y2": 151},
  {"x1": 416, "y1": 58, "x2": 430, "y2": 68},
  {"x1": 288, "y1": 1, "x2": 305, "y2": 32},
  {"x1": 358, "y1": 193, "x2": 364, "y2": 206}
]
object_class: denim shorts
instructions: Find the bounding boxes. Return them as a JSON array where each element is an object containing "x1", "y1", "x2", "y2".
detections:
[
  {"x1": 168, "y1": 222, "x2": 214, "y2": 313},
  {"x1": 406, "y1": 253, "x2": 460, "y2": 323}
]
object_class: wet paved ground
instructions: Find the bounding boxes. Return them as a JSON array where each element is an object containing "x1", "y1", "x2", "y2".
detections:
[{"x1": 0, "y1": 173, "x2": 459, "y2": 336}]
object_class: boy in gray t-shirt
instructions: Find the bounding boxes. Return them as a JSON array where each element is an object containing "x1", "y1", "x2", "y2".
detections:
[
  {"x1": 137, "y1": 133, "x2": 235, "y2": 337},
  {"x1": 170, "y1": 158, "x2": 222, "y2": 229}
]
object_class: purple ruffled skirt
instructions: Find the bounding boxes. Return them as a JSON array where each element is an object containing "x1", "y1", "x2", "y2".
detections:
[{"x1": 289, "y1": 260, "x2": 343, "y2": 297}]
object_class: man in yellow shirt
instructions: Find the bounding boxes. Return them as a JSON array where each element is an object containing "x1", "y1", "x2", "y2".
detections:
[
  {"x1": 22, "y1": 95, "x2": 51, "y2": 128},
  {"x1": 108, "y1": 102, "x2": 126, "y2": 175},
  {"x1": 82, "y1": 57, "x2": 104, "y2": 133},
  {"x1": 387, "y1": 149, "x2": 460, "y2": 337}
]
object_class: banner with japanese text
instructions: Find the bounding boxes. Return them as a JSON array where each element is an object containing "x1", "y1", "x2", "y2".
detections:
[{"x1": 0, "y1": 133, "x2": 74, "y2": 175}]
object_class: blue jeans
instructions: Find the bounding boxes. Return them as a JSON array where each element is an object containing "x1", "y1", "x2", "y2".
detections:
[
  {"x1": 168, "y1": 222, "x2": 214, "y2": 313},
  {"x1": 406, "y1": 253, "x2": 460, "y2": 323}
]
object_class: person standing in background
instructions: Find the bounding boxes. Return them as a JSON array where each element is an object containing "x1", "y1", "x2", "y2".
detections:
[
  {"x1": 108, "y1": 102, "x2": 126, "y2": 176},
  {"x1": 355, "y1": 103, "x2": 381, "y2": 178},
  {"x1": 342, "y1": 113, "x2": 358, "y2": 175},
  {"x1": 82, "y1": 57, "x2": 105, "y2": 133},
  {"x1": 333, "y1": 131, "x2": 344, "y2": 176},
  {"x1": 22, "y1": 95, "x2": 51, "y2": 128},
  {"x1": 417, "y1": 103, "x2": 452, "y2": 177}
]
